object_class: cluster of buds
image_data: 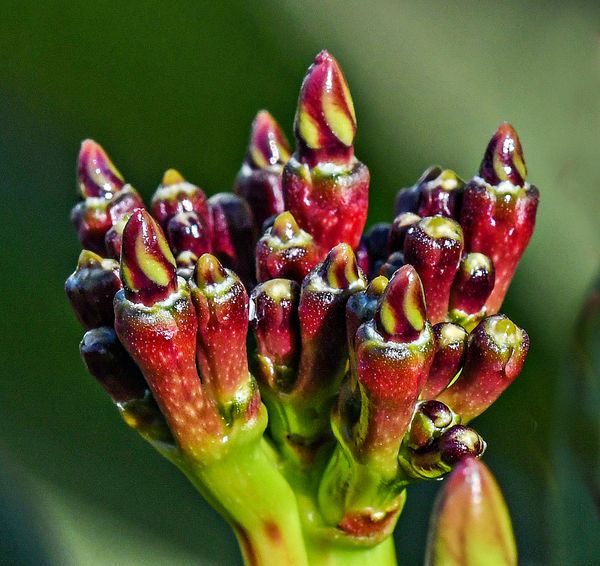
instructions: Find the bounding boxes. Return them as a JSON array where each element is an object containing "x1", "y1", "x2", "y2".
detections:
[{"x1": 66, "y1": 50, "x2": 537, "y2": 562}]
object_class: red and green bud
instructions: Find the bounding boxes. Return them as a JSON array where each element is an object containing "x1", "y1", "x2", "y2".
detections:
[
  {"x1": 190, "y1": 254, "x2": 259, "y2": 423},
  {"x1": 295, "y1": 244, "x2": 366, "y2": 398},
  {"x1": 65, "y1": 250, "x2": 122, "y2": 329},
  {"x1": 425, "y1": 457, "x2": 517, "y2": 566},
  {"x1": 209, "y1": 193, "x2": 257, "y2": 288},
  {"x1": 422, "y1": 323, "x2": 468, "y2": 399},
  {"x1": 406, "y1": 400, "x2": 456, "y2": 451},
  {"x1": 351, "y1": 266, "x2": 433, "y2": 465},
  {"x1": 461, "y1": 123, "x2": 539, "y2": 313},
  {"x1": 255, "y1": 211, "x2": 319, "y2": 283},
  {"x1": 104, "y1": 213, "x2": 130, "y2": 260},
  {"x1": 77, "y1": 139, "x2": 125, "y2": 199},
  {"x1": 234, "y1": 110, "x2": 291, "y2": 230},
  {"x1": 151, "y1": 169, "x2": 210, "y2": 231},
  {"x1": 166, "y1": 211, "x2": 212, "y2": 265},
  {"x1": 250, "y1": 278, "x2": 301, "y2": 392},
  {"x1": 449, "y1": 252, "x2": 495, "y2": 331},
  {"x1": 120, "y1": 210, "x2": 178, "y2": 305},
  {"x1": 283, "y1": 51, "x2": 369, "y2": 253},
  {"x1": 404, "y1": 216, "x2": 464, "y2": 324},
  {"x1": 405, "y1": 425, "x2": 486, "y2": 480},
  {"x1": 80, "y1": 326, "x2": 147, "y2": 403},
  {"x1": 437, "y1": 315, "x2": 529, "y2": 423},
  {"x1": 115, "y1": 221, "x2": 220, "y2": 454}
]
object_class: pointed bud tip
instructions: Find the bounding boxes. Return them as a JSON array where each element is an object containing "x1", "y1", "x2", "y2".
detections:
[
  {"x1": 376, "y1": 265, "x2": 427, "y2": 341},
  {"x1": 420, "y1": 216, "x2": 463, "y2": 243},
  {"x1": 120, "y1": 209, "x2": 177, "y2": 304},
  {"x1": 194, "y1": 253, "x2": 228, "y2": 288},
  {"x1": 270, "y1": 211, "x2": 301, "y2": 241},
  {"x1": 295, "y1": 50, "x2": 356, "y2": 160},
  {"x1": 77, "y1": 139, "x2": 125, "y2": 198},
  {"x1": 479, "y1": 122, "x2": 527, "y2": 186},
  {"x1": 161, "y1": 168, "x2": 186, "y2": 186},
  {"x1": 76, "y1": 249, "x2": 104, "y2": 269},
  {"x1": 320, "y1": 243, "x2": 363, "y2": 289},
  {"x1": 248, "y1": 110, "x2": 291, "y2": 168}
]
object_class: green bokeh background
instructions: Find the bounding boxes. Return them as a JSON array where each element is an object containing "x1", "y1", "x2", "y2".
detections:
[{"x1": 1, "y1": 2, "x2": 598, "y2": 564}]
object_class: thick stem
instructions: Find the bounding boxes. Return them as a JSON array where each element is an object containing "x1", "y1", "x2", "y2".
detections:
[{"x1": 305, "y1": 536, "x2": 396, "y2": 566}]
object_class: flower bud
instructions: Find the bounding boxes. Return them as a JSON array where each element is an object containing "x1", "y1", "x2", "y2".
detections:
[
  {"x1": 423, "y1": 323, "x2": 468, "y2": 399},
  {"x1": 394, "y1": 166, "x2": 441, "y2": 217},
  {"x1": 378, "y1": 251, "x2": 406, "y2": 280},
  {"x1": 119, "y1": 210, "x2": 177, "y2": 305},
  {"x1": 437, "y1": 315, "x2": 529, "y2": 422},
  {"x1": 406, "y1": 400, "x2": 456, "y2": 450},
  {"x1": 80, "y1": 326, "x2": 146, "y2": 402},
  {"x1": 65, "y1": 250, "x2": 122, "y2": 329},
  {"x1": 417, "y1": 168, "x2": 464, "y2": 218},
  {"x1": 404, "y1": 216, "x2": 464, "y2": 324},
  {"x1": 461, "y1": 124, "x2": 539, "y2": 313},
  {"x1": 449, "y1": 252, "x2": 495, "y2": 331},
  {"x1": 151, "y1": 169, "x2": 210, "y2": 231},
  {"x1": 166, "y1": 211, "x2": 212, "y2": 264},
  {"x1": 77, "y1": 139, "x2": 125, "y2": 199},
  {"x1": 209, "y1": 193, "x2": 257, "y2": 288},
  {"x1": 255, "y1": 211, "x2": 320, "y2": 283},
  {"x1": 283, "y1": 51, "x2": 369, "y2": 252},
  {"x1": 190, "y1": 254, "x2": 259, "y2": 423},
  {"x1": 250, "y1": 278, "x2": 300, "y2": 392},
  {"x1": 234, "y1": 110, "x2": 291, "y2": 230},
  {"x1": 425, "y1": 457, "x2": 517, "y2": 566},
  {"x1": 389, "y1": 212, "x2": 421, "y2": 253},
  {"x1": 361, "y1": 223, "x2": 391, "y2": 278}
]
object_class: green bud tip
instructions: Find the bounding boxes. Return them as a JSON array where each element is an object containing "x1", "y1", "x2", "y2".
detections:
[
  {"x1": 194, "y1": 253, "x2": 229, "y2": 288},
  {"x1": 270, "y1": 211, "x2": 303, "y2": 243},
  {"x1": 120, "y1": 209, "x2": 177, "y2": 305}
]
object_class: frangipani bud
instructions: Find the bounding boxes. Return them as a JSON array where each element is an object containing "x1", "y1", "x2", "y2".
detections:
[
  {"x1": 437, "y1": 315, "x2": 529, "y2": 423},
  {"x1": 250, "y1": 278, "x2": 300, "y2": 393},
  {"x1": 283, "y1": 51, "x2": 369, "y2": 252},
  {"x1": 417, "y1": 168, "x2": 464, "y2": 218},
  {"x1": 166, "y1": 211, "x2": 212, "y2": 264},
  {"x1": 77, "y1": 139, "x2": 125, "y2": 199},
  {"x1": 404, "y1": 216, "x2": 464, "y2": 324},
  {"x1": 190, "y1": 254, "x2": 259, "y2": 423},
  {"x1": 234, "y1": 110, "x2": 291, "y2": 230},
  {"x1": 425, "y1": 457, "x2": 517, "y2": 566},
  {"x1": 65, "y1": 250, "x2": 122, "y2": 329},
  {"x1": 255, "y1": 211, "x2": 319, "y2": 283},
  {"x1": 461, "y1": 123, "x2": 539, "y2": 313}
]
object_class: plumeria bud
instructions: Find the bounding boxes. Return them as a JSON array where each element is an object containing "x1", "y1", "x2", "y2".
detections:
[
  {"x1": 423, "y1": 323, "x2": 468, "y2": 399},
  {"x1": 449, "y1": 252, "x2": 495, "y2": 331},
  {"x1": 209, "y1": 193, "x2": 257, "y2": 288},
  {"x1": 115, "y1": 240, "x2": 220, "y2": 455},
  {"x1": 407, "y1": 400, "x2": 456, "y2": 450},
  {"x1": 80, "y1": 327, "x2": 146, "y2": 403},
  {"x1": 437, "y1": 315, "x2": 529, "y2": 423},
  {"x1": 418, "y1": 168, "x2": 464, "y2": 218},
  {"x1": 394, "y1": 167, "x2": 440, "y2": 216},
  {"x1": 234, "y1": 111, "x2": 291, "y2": 230},
  {"x1": 250, "y1": 279, "x2": 301, "y2": 392},
  {"x1": 255, "y1": 211, "x2": 320, "y2": 283},
  {"x1": 425, "y1": 458, "x2": 517, "y2": 566},
  {"x1": 70, "y1": 200, "x2": 114, "y2": 254},
  {"x1": 479, "y1": 123, "x2": 527, "y2": 186},
  {"x1": 151, "y1": 169, "x2": 210, "y2": 231},
  {"x1": 167, "y1": 211, "x2": 212, "y2": 263},
  {"x1": 77, "y1": 139, "x2": 125, "y2": 198},
  {"x1": 65, "y1": 250, "x2": 122, "y2": 329},
  {"x1": 389, "y1": 212, "x2": 421, "y2": 253},
  {"x1": 190, "y1": 254, "x2": 259, "y2": 422},
  {"x1": 119, "y1": 210, "x2": 177, "y2": 305},
  {"x1": 461, "y1": 124, "x2": 539, "y2": 313},
  {"x1": 295, "y1": 244, "x2": 367, "y2": 397},
  {"x1": 403, "y1": 424, "x2": 486, "y2": 480},
  {"x1": 351, "y1": 266, "x2": 433, "y2": 465},
  {"x1": 283, "y1": 51, "x2": 369, "y2": 253},
  {"x1": 404, "y1": 216, "x2": 464, "y2": 324}
]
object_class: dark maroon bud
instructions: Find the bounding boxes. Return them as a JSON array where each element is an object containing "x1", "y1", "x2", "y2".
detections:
[
  {"x1": 437, "y1": 425, "x2": 487, "y2": 465},
  {"x1": 167, "y1": 211, "x2": 212, "y2": 263},
  {"x1": 394, "y1": 167, "x2": 441, "y2": 216},
  {"x1": 65, "y1": 250, "x2": 122, "y2": 329},
  {"x1": 379, "y1": 251, "x2": 405, "y2": 279},
  {"x1": 417, "y1": 169, "x2": 464, "y2": 218},
  {"x1": 389, "y1": 213, "x2": 421, "y2": 253},
  {"x1": 80, "y1": 327, "x2": 147, "y2": 403}
]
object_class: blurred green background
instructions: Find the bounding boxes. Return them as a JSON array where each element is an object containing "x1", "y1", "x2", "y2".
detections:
[{"x1": 0, "y1": 1, "x2": 598, "y2": 564}]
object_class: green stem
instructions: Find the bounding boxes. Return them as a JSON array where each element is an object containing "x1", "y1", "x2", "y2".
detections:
[{"x1": 304, "y1": 536, "x2": 397, "y2": 565}]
